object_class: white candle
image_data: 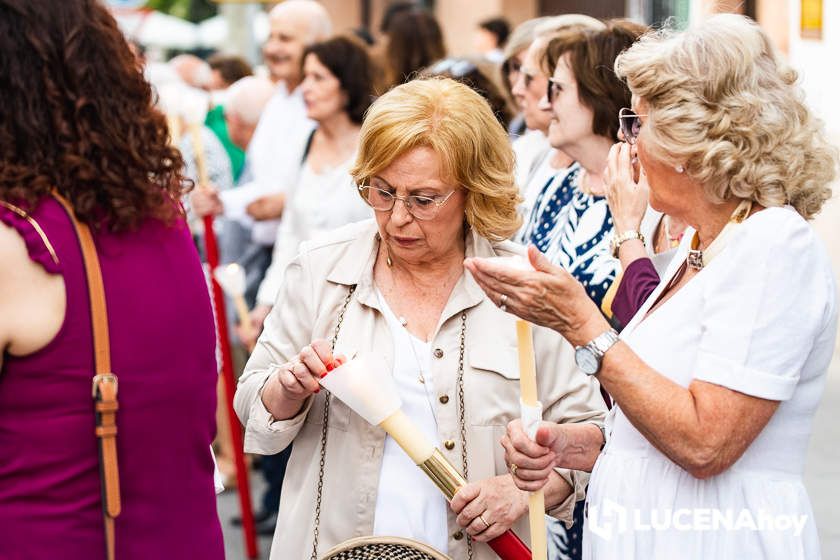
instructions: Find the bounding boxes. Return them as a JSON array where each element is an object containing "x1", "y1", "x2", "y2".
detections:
[
  {"x1": 379, "y1": 409, "x2": 435, "y2": 464},
  {"x1": 516, "y1": 320, "x2": 547, "y2": 560}
]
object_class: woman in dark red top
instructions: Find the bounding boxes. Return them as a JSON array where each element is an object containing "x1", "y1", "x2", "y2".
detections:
[{"x1": 0, "y1": 1, "x2": 224, "y2": 558}]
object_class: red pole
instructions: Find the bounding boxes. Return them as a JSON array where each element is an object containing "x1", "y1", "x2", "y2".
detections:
[
  {"x1": 489, "y1": 530, "x2": 531, "y2": 560},
  {"x1": 203, "y1": 214, "x2": 259, "y2": 559}
]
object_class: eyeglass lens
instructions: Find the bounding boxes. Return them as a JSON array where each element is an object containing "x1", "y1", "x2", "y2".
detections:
[
  {"x1": 619, "y1": 109, "x2": 642, "y2": 143},
  {"x1": 362, "y1": 186, "x2": 441, "y2": 220}
]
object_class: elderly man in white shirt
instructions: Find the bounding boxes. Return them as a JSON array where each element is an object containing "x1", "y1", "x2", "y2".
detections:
[{"x1": 191, "y1": 0, "x2": 332, "y2": 247}]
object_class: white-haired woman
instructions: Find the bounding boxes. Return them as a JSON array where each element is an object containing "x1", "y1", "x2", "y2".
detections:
[{"x1": 467, "y1": 15, "x2": 838, "y2": 558}]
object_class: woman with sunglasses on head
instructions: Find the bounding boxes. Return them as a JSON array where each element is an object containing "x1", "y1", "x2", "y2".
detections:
[
  {"x1": 517, "y1": 20, "x2": 647, "y2": 313},
  {"x1": 468, "y1": 15, "x2": 837, "y2": 558},
  {"x1": 234, "y1": 78, "x2": 606, "y2": 560}
]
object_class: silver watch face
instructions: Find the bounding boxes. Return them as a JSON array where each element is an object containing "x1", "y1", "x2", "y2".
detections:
[{"x1": 575, "y1": 346, "x2": 599, "y2": 375}]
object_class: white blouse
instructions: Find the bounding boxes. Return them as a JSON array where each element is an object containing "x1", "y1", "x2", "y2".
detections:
[
  {"x1": 585, "y1": 206, "x2": 838, "y2": 559},
  {"x1": 513, "y1": 130, "x2": 551, "y2": 195},
  {"x1": 256, "y1": 157, "x2": 372, "y2": 306},
  {"x1": 372, "y1": 289, "x2": 449, "y2": 554}
]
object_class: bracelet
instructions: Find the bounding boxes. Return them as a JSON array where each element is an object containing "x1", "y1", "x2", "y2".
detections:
[
  {"x1": 611, "y1": 230, "x2": 645, "y2": 258},
  {"x1": 591, "y1": 422, "x2": 607, "y2": 451}
]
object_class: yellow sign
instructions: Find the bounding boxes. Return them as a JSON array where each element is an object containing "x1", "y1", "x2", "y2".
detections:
[{"x1": 801, "y1": 0, "x2": 823, "y2": 40}]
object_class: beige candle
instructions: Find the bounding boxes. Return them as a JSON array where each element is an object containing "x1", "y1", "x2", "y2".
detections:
[
  {"x1": 379, "y1": 409, "x2": 436, "y2": 464},
  {"x1": 516, "y1": 320, "x2": 547, "y2": 560}
]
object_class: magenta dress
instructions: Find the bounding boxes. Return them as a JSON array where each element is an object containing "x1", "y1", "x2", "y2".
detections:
[{"x1": 0, "y1": 196, "x2": 224, "y2": 559}]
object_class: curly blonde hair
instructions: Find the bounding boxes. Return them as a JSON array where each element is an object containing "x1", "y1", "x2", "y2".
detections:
[
  {"x1": 351, "y1": 77, "x2": 521, "y2": 240},
  {"x1": 614, "y1": 14, "x2": 837, "y2": 219}
]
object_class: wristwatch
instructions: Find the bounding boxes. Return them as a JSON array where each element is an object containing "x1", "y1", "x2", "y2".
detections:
[
  {"x1": 575, "y1": 328, "x2": 620, "y2": 375},
  {"x1": 611, "y1": 230, "x2": 645, "y2": 258}
]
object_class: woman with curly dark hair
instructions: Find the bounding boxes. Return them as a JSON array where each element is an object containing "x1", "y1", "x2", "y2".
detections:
[{"x1": 0, "y1": 1, "x2": 224, "y2": 558}]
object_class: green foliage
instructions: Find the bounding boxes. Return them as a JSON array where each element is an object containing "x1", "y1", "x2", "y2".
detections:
[{"x1": 144, "y1": 0, "x2": 217, "y2": 23}]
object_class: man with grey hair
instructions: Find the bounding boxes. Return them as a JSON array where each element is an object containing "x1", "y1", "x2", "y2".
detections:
[
  {"x1": 190, "y1": 3, "x2": 332, "y2": 534},
  {"x1": 170, "y1": 53, "x2": 213, "y2": 89},
  {"x1": 191, "y1": 0, "x2": 332, "y2": 250},
  {"x1": 224, "y1": 76, "x2": 276, "y2": 152}
]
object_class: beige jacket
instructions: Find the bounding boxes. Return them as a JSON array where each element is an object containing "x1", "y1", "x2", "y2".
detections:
[{"x1": 234, "y1": 220, "x2": 606, "y2": 560}]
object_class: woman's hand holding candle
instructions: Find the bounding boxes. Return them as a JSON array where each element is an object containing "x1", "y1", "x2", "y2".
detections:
[
  {"x1": 502, "y1": 420, "x2": 605, "y2": 484},
  {"x1": 259, "y1": 339, "x2": 346, "y2": 421}
]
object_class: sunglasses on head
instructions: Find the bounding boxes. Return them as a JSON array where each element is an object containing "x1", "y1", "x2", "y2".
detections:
[
  {"x1": 428, "y1": 58, "x2": 478, "y2": 80},
  {"x1": 618, "y1": 107, "x2": 647, "y2": 144}
]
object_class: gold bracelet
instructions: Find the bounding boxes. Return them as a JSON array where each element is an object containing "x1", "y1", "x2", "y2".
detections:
[{"x1": 611, "y1": 230, "x2": 645, "y2": 258}]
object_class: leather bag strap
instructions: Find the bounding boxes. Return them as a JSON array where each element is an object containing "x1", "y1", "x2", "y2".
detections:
[{"x1": 53, "y1": 193, "x2": 121, "y2": 560}]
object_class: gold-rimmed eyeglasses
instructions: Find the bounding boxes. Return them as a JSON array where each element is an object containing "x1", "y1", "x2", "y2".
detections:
[{"x1": 358, "y1": 184, "x2": 456, "y2": 221}]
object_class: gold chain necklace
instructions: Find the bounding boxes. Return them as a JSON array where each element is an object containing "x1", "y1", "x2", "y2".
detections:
[{"x1": 311, "y1": 289, "x2": 474, "y2": 560}]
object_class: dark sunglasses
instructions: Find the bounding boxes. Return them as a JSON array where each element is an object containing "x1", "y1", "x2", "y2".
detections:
[{"x1": 618, "y1": 107, "x2": 648, "y2": 144}]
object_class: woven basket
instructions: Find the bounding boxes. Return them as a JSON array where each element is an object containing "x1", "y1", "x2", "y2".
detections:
[{"x1": 320, "y1": 536, "x2": 454, "y2": 560}]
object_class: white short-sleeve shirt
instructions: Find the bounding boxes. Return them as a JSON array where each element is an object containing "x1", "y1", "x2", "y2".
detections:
[{"x1": 585, "y1": 206, "x2": 838, "y2": 559}]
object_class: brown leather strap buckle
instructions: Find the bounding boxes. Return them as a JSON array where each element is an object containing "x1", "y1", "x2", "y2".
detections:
[{"x1": 92, "y1": 373, "x2": 118, "y2": 399}]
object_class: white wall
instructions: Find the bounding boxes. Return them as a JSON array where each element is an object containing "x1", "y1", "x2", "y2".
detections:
[{"x1": 788, "y1": 0, "x2": 840, "y2": 140}]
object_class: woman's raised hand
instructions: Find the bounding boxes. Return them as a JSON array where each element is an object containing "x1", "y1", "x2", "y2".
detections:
[
  {"x1": 464, "y1": 246, "x2": 609, "y2": 346},
  {"x1": 604, "y1": 142, "x2": 650, "y2": 233}
]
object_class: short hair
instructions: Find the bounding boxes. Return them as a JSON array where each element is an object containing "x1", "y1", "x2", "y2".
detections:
[
  {"x1": 226, "y1": 76, "x2": 275, "y2": 125},
  {"x1": 502, "y1": 16, "x2": 552, "y2": 65},
  {"x1": 383, "y1": 8, "x2": 446, "y2": 88},
  {"x1": 169, "y1": 54, "x2": 212, "y2": 89},
  {"x1": 479, "y1": 17, "x2": 511, "y2": 48},
  {"x1": 269, "y1": 0, "x2": 332, "y2": 44},
  {"x1": 499, "y1": 15, "x2": 604, "y2": 101},
  {"x1": 615, "y1": 14, "x2": 837, "y2": 219},
  {"x1": 499, "y1": 17, "x2": 553, "y2": 99},
  {"x1": 533, "y1": 13, "x2": 605, "y2": 41},
  {"x1": 207, "y1": 54, "x2": 253, "y2": 88},
  {"x1": 302, "y1": 36, "x2": 376, "y2": 125},
  {"x1": 421, "y1": 57, "x2": 512, "y2": 127},
  {"x1": 351, "y1": 78, "x2": 521, "y2": 240},
  {"x1": 542, "y1": 19, "x2": 646, "y2": 141}
]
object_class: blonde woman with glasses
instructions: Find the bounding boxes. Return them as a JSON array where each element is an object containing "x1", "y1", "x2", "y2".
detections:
[{"x1": 234, "y1": 78, "x2": 606, "y2": 560}]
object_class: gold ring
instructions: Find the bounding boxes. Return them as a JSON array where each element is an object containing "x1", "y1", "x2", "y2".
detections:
[
  {"x1": 510, "y1": 463, "x2": 518, "y2": 476},
  {"x1": 479, "y1": 514, "x2": 491, "y2": 529}
]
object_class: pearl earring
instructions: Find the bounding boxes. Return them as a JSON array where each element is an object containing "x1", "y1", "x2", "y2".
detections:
[{"x1": 675, "y1": 165, "x2": 685, "y2": 173}]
